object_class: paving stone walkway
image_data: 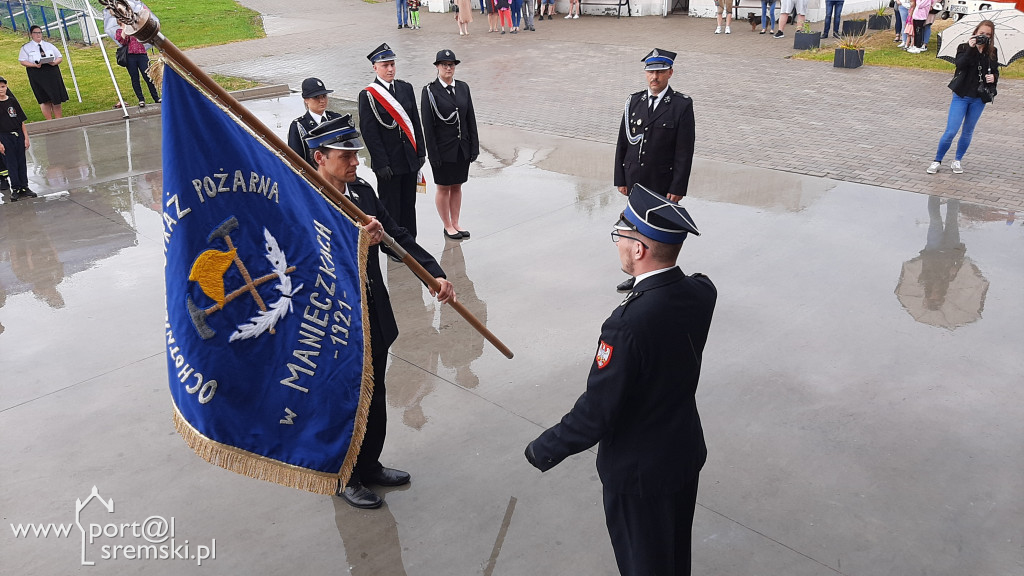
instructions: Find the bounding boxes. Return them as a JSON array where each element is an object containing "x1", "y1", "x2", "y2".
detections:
[{"x1": 187, "y1": 0, "x2": 1023, "y2": 209}]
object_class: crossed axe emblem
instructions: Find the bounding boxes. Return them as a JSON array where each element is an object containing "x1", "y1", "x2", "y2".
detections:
[{"x1": 186, "y1": 217, "x2": 294, "y2": 340}]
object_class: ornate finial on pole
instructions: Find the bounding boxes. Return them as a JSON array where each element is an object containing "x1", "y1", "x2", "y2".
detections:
[{"x1": 97, "y1": 0, "x2": 162, "y2": 45}]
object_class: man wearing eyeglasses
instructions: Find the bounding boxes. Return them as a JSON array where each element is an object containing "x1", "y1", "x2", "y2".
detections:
[
  {"x1": 526, "y1": 184, "x2": 717, "y2": 576},
  {"x1": 287, "y1": 77, "x2": 342, "y2": 169}
]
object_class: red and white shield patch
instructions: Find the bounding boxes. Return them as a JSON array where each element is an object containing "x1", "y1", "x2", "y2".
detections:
[{"x1": 595, "y1": 340, "x2": 613, "y2": 369}]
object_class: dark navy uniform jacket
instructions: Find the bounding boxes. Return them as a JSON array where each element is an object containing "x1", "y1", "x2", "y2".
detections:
[
  {"x1": 420, "y1": 79, "x2": 480, "y2": 165},
  {"x1": 288, "y1": 110, "x2": 342, "y2": 168},
  {"x1": 348, "y1": 178, "x2": 444, "y2": 350},
  {"x1": 614, "y1": 86, "x2": 696, "y2": 199},
  {"x1": 530, "y1": 267, "x2": 716, "y2": 495},
  {"x1": 357, "y1": 79, "x2": 426, "y2": 176}
]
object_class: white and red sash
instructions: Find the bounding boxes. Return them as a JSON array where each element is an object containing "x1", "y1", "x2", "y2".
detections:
[{"x1": 365, "y1": 83, "x2": 417, "y2": 153}]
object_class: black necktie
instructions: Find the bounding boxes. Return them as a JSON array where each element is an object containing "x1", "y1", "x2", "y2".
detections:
[
  {"x1": 39, "y1": 43, "x2": 45, "y2": 57},
  {"x1": 649, "y1": 96, "x2": 657, "y2": 111},
  {"x1": 446, "y1": 85, "x2": 455, "y2": 97},
  {"x1": 388, "y1": 83, "x2": 396, "y2": 96}
]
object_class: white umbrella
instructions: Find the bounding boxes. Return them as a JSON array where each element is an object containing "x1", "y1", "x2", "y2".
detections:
[{"x1": 937, "y1": 8, "x2": 1024, "y2": 66}]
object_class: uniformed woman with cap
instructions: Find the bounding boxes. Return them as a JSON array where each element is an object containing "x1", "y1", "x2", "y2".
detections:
[
  {"x1": 287, "y1": 77, "x2": 342, "y2": 169},
  {"x1": 421, "y1": 49, "x2": 479, "y2": 240}
]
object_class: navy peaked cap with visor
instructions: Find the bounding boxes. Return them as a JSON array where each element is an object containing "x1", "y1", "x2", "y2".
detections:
[
  {"x1": 367, "y1": 43, "x2": 397, "y2": 63},
  {"x1": 642, "y1": 48, "x2": 676, "y2": 71},
  {"x1": 616, "y1": 184, "x2": 699, "y2": 244},
  {"x1": 304, "y1": 115, "x2": 365, "y2": 151}
]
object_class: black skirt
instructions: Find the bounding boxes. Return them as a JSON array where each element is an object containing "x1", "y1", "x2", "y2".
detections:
[
  {"x1": 27, "y1": 65, "x2": 69, "y2": 105},
  {"x1": 433, "y1": 148, "x2": 471, "y2": 186}
]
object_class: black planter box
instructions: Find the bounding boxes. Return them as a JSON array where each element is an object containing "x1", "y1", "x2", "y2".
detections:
[
  {"x1": 842, "y1": 19, "x2": 867, "y2": 35},
  {"x1": 834, "y1": 48, "x2": 865, "y2": 68},
  {"x1": 868, "y1": 14, "x2": 891, "y2": 29},
  {"x1": 794, "y1": 31, "x2": 821, "y2": 50}
]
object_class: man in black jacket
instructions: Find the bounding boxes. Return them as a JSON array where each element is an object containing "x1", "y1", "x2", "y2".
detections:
[
  {"x1": 614, "y1": 48, "x2": 695, "y2": 204},
  {"x1": 613, "y1": 48, "x2": 696, "y2": 293},
  {"x1": 287, "y1": 77, "x2": 342, "y2": 169},
  {"x1": 526, "y1": 184, "x2": 716, "y2": 576},
  {"x1": 358, "y1": 43, "x2": 427, "y2": 239},
  {"x1": 306, "y1": 115, "x2": 454, "y2": 510}
]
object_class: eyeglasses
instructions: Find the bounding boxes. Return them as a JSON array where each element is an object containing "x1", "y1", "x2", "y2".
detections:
[
  {"x1": 31, "y1": 31, "x2": 42, "y2": 35},
  {"x1": 611, "y1": 231, "x2": 649, "y2": 249},
  {"x1": 438, "y1": 62, "x2": 456, "y2": 68}
]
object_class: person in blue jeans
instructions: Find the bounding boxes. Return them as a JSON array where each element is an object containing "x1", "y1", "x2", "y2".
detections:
[
  {"x1": 927, "y1": 20, "x2": 999, "y2": 175},
  {"x1": 397, "y1": 0, "x2": 410, "y2": 28},
  {"x1": 760, "y1": 0, "x2": 776, "y2": 33},
  {"x1": 822, "y1": 0, "x2": 843, "y2": 39},
  {"x1": 511, "y1": 0, "x2": 523, "y2": 32}
]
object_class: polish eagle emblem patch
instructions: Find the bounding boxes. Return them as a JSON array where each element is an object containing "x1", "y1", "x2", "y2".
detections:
[{"x1": 595, "y1": 340, "x2": 613, "y2": 369}]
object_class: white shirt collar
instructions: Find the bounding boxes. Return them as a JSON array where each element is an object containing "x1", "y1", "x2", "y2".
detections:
[
  {"x1": 633, "y1": 266, "x2": 677, "y2": 286},
  {"x1": 309, "y1": 111, "x2": 325, "y2": 125},
  {"x1": 376, "y1": 76, "x2": 392, "y2": 90}
]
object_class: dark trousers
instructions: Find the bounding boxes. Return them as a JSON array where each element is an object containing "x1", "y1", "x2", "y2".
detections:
[
  {"x1": 377, "y1": 171, "x2": 418, "y2": 239},
  {"x1": 603, "y1": 473, "x2": 700, "y2": 576},
  {"x1": 0, "y1": 131, "x2": 28, "y2": 189},
  {"x1": 913, "y1": 18, "x2": 926, "y2": 47},
  {"x1": 351, "y1": 346, "x2": 389, "y2": 483},
  {"x1": 126, "y1": 53, "x2": 160, "y2": 102}
]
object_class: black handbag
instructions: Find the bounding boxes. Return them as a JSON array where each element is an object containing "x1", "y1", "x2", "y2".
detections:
[
  {"x1": 976, "y1": 64, "x2": 997, "y2": 103},
  {"x1": 115, "y1": 43, "x2": 128, "y2": 67}
]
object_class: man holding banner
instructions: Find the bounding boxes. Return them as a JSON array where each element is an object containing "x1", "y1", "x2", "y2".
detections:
[
  {"x1": 358, "y1": 43, "x2": 427, "y2": 240},
  {"x1": 306, "y1": 115, "x2": 454, "y2": 509}
]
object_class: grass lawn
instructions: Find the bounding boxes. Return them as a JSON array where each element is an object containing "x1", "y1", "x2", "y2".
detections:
[
  {"x1": 792, "y1": 16, "x2": 1024, "y2": 79},
  {"x1": 0, "y1": 0, "x2": 264, "y2": 123}
]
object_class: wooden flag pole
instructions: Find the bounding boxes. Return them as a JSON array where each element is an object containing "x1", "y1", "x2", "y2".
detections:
[{"x1": 101, "y1": 1, "x2": 514, "y2": 359}]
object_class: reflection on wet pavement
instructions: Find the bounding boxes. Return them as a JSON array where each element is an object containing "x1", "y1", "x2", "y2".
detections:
[{"x1": 2, "y1": 96, "x2": 1023, "y2": 576}]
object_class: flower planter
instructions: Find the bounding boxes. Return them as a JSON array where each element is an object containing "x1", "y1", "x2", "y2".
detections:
[
  {"x1": 868, "y1": 14, "x2": 891, "y2": 29},
  {"x1": 842, "y1": 19, "x2": 867, "y2": 35},
  {"x1": 834, "y1": 47, "x2": 865, "y2": 68},
  {"x1": 794, "y1": 30, "x2": 821, "y2": 50}
]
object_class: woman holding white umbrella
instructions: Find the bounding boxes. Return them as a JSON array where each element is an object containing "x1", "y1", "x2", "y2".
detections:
[{"x1": 926, "y1": 19, "x2": 999, "y2": 175}]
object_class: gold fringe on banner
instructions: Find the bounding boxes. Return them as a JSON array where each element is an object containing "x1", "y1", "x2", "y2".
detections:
[
  {"x1": 163, "y1": 57, "x2": 376, "y2": 496},
  {"x1": 173, "y1": 407, "x2": 338, "y2": 495},
  {"x1": 147, "y1": 56, "x2": 164, "y2": 91}
]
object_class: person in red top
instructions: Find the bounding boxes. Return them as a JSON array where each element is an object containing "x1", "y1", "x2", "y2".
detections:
[{"x1": 115, "y1": 27, "x2": 161, "y2": 107}]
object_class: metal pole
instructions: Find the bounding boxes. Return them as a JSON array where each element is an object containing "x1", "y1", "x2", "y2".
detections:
[
  {"x1": 49, "y1": 0, "x2": 80, "y2": 102},
  {"x1": 101, "y1": 1, "x2": 514, "y2": 359},
  {"x1": 85, "y1": 3, "x2": 129, "y2": 117}
]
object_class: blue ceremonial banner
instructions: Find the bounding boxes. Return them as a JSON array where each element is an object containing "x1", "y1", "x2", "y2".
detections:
[{"x1": 161, "y1": 64, "x2": 372, "y2": 494}]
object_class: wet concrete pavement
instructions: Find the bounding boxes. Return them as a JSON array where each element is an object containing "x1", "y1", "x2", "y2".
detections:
[{"x1": 2, "y1": 90, "x2": 1022, "y2": 575}]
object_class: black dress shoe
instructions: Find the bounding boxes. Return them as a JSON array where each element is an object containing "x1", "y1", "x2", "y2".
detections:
[
  {"x1": 616, "y1": 277, "x2": 636, "y2": 293},
  {"x1": 364, "y1": 467, "x2": 411, "y2": 487},
  {"x1": 19, "y1": 188, "x2": 37, "y2": 198},
  {"x1": 337, "y1": 481, "x2": 383, "y2": 509},
  {"x1": 456, "y1": 230, "x2": 470, "y2": 238},
  {"x1": 444, "y1": 229, "x2": 463, "y2": 240}
]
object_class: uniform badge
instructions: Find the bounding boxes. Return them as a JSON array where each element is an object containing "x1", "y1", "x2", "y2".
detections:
[{"x1": 595, "y1": 340, "x2": 613, "y2": 369}]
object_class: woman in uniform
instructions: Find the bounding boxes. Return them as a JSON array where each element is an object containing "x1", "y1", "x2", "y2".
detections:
[
  {"x1": 420, "y1": 50, "x2": 479, "y2": 240},
  {"x1": 18, "y1": 26, "x2": 69, "y2": 120}
]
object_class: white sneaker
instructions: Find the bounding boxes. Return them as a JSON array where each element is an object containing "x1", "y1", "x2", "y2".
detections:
[
  {"x1": 926, "y1": 161, "x2": 941, "y2": 174},
  {"x1": 565, "y1": 13, "x2": 572, "y2": 18},
  {"x1": 896, "y1": 41, "x2": 906, "y2": 48},
  {"x1": 951, "y1": 160, "x2": 963, "y2": 174},
  {"x1": 907, "y1": 46, "x2": 923, "y2": 53},
  {"x1": 725, "y1": 25, "x2": 731, "y2": 33},
  {"x1": 715, "y1": 26, "x2": 722, "y2": 33},
  {"x1": 573, "y1": 13, "x2": 579, "y2": 18}
]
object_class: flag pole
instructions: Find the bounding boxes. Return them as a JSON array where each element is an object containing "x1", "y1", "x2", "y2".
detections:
[{"x1": 100, "y1": 0, "x2": 514, "y2": 360}]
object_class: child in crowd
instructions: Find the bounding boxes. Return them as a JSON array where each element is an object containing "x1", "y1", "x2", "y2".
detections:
[
  {"x1": 495, "y1": 0, "x2": 512, "y2": 33},
  {"x1": 409, "y1": 0, "x2": 422, "y2": 29}
]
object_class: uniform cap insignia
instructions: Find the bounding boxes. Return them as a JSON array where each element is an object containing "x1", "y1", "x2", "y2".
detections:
[{"x1": 595, "y1": 340, "x2": 613, "y2": 369}]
